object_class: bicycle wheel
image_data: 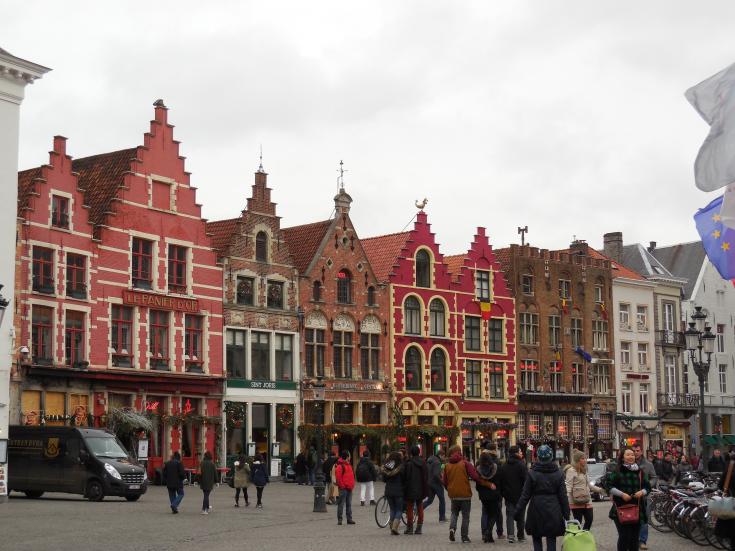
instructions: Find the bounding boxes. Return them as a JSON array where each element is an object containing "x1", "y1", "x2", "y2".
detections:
[
  {"x1": 649, "y1": 498, "x2": 673, "y2": 532},
  {"x1": 374, "y1": 496, "x2": 390, "y2": 528},
  {"x1": 703, "y1": 511, "x2": 723, "y2": 549},
  {"x1": 684, "y1": 505, "x2": 710, "y2": 546}
]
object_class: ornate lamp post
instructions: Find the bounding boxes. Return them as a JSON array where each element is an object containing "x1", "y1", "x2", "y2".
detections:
[
  {"x1": 684, "y1": 306, "x2": 716, "y2": 468},
  {"x1": 589, "y1": 403, "x2": 600, "y2": 459},
  {"x1": 312, "y1": 375, "x2": 327, "y2": 512}
]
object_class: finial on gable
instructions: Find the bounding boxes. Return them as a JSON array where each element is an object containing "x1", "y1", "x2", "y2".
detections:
[
  {"x1": 258, "y1": 144, "x2": 264, "y2": 173},
  {"x1": 337, "y1": 160, "x2": 347, "y2": 191},
  {"x1": 153, "y1": 99, "x2": 166, "y2": 108},
  {"x1": 415, "y1": 198, "x2": 428, "y2": 210}
]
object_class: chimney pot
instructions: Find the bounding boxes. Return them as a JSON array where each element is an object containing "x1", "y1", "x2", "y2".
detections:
[
  {"x1": 603, "y1": 232, "x2": 623, "y2": 263},
  {"x1": 648, "y1": 241, "x2": 657, "y2": 253}
]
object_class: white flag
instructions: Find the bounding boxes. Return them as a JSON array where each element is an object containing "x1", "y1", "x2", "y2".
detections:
[{"x1": 685, "y1": 62, "x2": 735, "y2": 192}]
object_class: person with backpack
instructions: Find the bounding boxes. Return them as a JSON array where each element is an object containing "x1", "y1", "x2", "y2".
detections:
[
  {"x1": 335, "y1": 450, "x2": 356, "y2": 525},
  {"x1": 498, "y1": 445, "x2": 528, "y2": 543},
  {"x1": 423, "y1": 449, "x2": 447, "y2": 522},
  {"x1": 443, "y1": 444, "x2": 493, "y2": 543},
  {"x1": 251, "y1": 453, "x2": 269, "y2": 508},
  {"x1": 514, "y1": 444, "x2": 571, "y2": 551},
  {"x1": 476, "y1": 448, "x2": 501, "y2": 542},
  {"x1": 198, "y1": 450, "x2": 217, "y2": 515},
  {"x1": 233, "y1": 453, "x2": 251, "y2": 507},
  {"x1": 403, "y1": 445, "x2": 429, "y2": 535},
  {"x1": 162, "y1": 451, "x2": 186, "y2": 514},
  {"x1": 323, "y1": 451, "x2": 339, "y2": 505},
  {"x1": 382, "y1": 451, "x2": 405, "y2": 536},
  {"x1": 356, "y1": 449, "x2": 377, "y2": 506}
]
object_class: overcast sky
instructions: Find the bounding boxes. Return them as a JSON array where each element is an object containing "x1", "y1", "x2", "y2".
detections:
[{"x1": 5, "y1": 1, "x2": 734, "y2": 256}]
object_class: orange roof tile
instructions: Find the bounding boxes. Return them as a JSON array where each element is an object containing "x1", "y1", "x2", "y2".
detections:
[
  {"x1": 17, "y1": 167, "x2": 44, "y2": 217},
  {"x1": 588, "y1": 248, "x2": 644, "y2": 280},
  {"x1": 281, "y1": 219, "x2": 333, "y2": 274},
  {"x1": 493, "y1": 247, "x2": 512, "y2": 268},
  {"x1": 206, "y1": 217, "x2": 240, "y2": 253},
  {"x1": 361, "y1": 231, "x2": 411, "y2": 282},
  {"x1": 443, "y1": 254, "x2": 466, "y2": 281}
]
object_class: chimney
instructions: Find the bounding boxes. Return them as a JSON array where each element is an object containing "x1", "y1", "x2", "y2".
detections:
[
  {"x1": 570, "y1": 239, "x2": 589, "y2": 256},
  {"x1": 153, "y1": 98, "x2": 167, "y2": 124},
  {"x1": 603, "y1": 232, "x2": 623, "y2": 263},
  {"x1": 648, "y1": 241, "x2": 657, "y2": 253},
  {"x1": 53, "y1": 135, "x2": 67, "y2": 156}
]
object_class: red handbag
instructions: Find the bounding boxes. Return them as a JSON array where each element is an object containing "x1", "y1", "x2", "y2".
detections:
[{"x1": 615, "y1": 470, "x2": 642, "y2": 525}]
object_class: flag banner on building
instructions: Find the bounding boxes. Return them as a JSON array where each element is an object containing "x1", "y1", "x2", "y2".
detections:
[
  {"x1": 561, "y1": 298, "x2": 569, "y2": 315},
  {"x1": 479, "y1": 301, "x2": 492, "y2": 321},
  {"x1": 694, "y1": 194, "x2": 735, "y2": 279},
  {"x1": 574, "y1": 347, "x2": 592, "y2": 362},
  {"x1": 685, "y1": 62, "x2": 735, "y2": 194},
  {"x1": 599, "y1": 302, "x2": 608, "y2": 320}
]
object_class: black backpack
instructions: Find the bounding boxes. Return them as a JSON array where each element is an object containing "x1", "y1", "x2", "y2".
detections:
[{"x1": 356, "y1": 459, "x2": 371, "y2": 482}]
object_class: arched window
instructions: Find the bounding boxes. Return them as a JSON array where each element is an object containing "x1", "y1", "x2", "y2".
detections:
[
  {"x1": 337, "y1": 269, "x2": 352, "y2": 304},
  {"x1": 415, "y1": 249, "x2": 431, "y2": 288},
  {"x1": 404, "y1": 296, "x2": 421, "y2": 335},
  {"x1": 429, "y1": 299, "x2": 445, "y2": 337},
  {"x1": 430, "y1": 348, "x2": 446, "y2": 391},
  {"x1": 405, "y1": 347, "x2": 422, "y2": 390},
  {"x1": 255, "y1": 231, "x2": 268, "y2": 262},
  {"x1": 312, "y1": 281, "x2": 321, "y2": 302},
  {"x1": 367, "y1": 286, "x2": 375, "y2": 306}
]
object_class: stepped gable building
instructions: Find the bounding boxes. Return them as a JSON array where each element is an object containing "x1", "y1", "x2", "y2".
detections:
[
  {"x1": 495, "y1": 240, "x2": 616, "y2": 461},
  {"x1": 282, "y1": 184, "x2": 390, "y2": 461},
  {"x1": 363, "y1": 209, "x2": 517, "y2": 461},
  {"x1": 13, "y1": 101, "x2": 224, "y2": 477},
  {"x1": 206, "y1": 165, "x2": 300, "y2": 466}
]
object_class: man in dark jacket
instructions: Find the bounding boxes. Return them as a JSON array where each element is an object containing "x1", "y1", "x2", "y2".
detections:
[
  {"x1": 484, "y1": 443, "x2": 505, "y2": 540},
  {"x1": 403, "y1": 445, "x2": 429, "y2": 534},
  {"x1": 323, "y1": 451, "x2": 338, "y2": 505},
  {"x1": 659, "y1": 452, "x2": 675, "y2": 485},
  {"x1": 498, "y1": 445, "x2": 528, "y2": 543},
  {"x1": 423, "y1": 449, "x2": 447, "y2": 522},
  {"x1": 708, "y1": 449, "x2": 727, "y2": 473},
  {"x1": 163, "y1": 451, "x2": 186, "y2": 513}
]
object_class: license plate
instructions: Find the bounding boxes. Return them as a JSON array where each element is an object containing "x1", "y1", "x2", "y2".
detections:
[{"x1": 128, "y1": 485, "x2": 140, "y2": 490}]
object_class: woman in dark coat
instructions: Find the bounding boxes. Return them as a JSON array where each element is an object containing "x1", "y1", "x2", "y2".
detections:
[
  {"x1": 251, "y1": 453, "x2": 270, "y2": 508},
  {"x1": 715, "y1": 455, "x2": 735, "y2": 551},
  {"x1": 476, "y1": 450, "x2": 501, "y2": 543},
  {"x1": 199, "y1": 451, "x2": 217, "y2": 515},
  {"x1": 605, "y1": 448, "x2": 651, "y2": 551},
  {"x1": 515, "y1": 445, "x2": 570, "y2": 551},
  {"x1": 294, "y1": 451, "x2": 308, "y2": 485},
  {"x1": 382, "y1": 451, "x2": 405, "y2": 536}
]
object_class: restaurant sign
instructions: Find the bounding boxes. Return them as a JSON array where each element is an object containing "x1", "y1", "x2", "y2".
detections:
[{"x1": 123, "y1": 290, "x2": 199, "y2": 313}]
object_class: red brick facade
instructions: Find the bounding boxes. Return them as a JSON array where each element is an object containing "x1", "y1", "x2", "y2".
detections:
[
  {"x1": 363, "y1": 210, "x2": 517, "y2": 459},
  {"x1": 13, "y1": 102, "x2": 224, "y2": 477}
]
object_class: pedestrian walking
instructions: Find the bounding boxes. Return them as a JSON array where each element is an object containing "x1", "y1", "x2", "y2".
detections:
[
  {"x1": 633, "y1": 444, "x2": 656, "y2": 549},
  {"x1": 295, "y1": 451, "x2": 308, "y2": 485},
  {"x1": 323, "y1": 451, "x2": 338, "y2": 505},
  {"x1": 605, "y1": 448, "x2": 651, "y2": 551},
  {"x1": 163, "y1": 451, "x2": 186, "y2": 514},
  {"x1": 565, "y1": 450, "x2": 603, "y2": 530},
  {"x1": 335, "y1": 450, "x2": 356, "y2": 525},
  {"x1": 484, "y1": 443, "x2": 505, "y2": 540},
  {"x1": 498, "y1": 445, "x2": 528, "y2": 543},
  {"x1": 308, "y1": 446, "x2": 318, "y2": 485},
  {"x1": 714, "y1": 456, "x2": 735, "y2": 551},
  {"x1": 514, "y1": 444, "x2": 570, "y2": 551},
  {"x1": 382, "y1": 451, "x2": 405, "y2": 536},
  {"x1": 199, "y1": 451, "x2": 217, "y2": 515},
  {"x1": 443, "y1": 444, "x2": 493, "y2": 543},
  {"x1": 423, "y1": 449, "x2": 447, "y2": 522},
  {"x1": 403, "y1": 445, "x2": 429, "y2": 535},
  {"x1": 476, "y1": 449, "x2": 501, "y2": 542},
  {"x1": 355, "y1": 449, "x2": 377, "y2": 506},
  {"x1": 658, "y1": 452, "x2": 675, "y2": 485},
  {"x1": 233, "y1": 454, "x2": 250, "y2": 507},
  {"x1": 708, "y1": 449, "x2": 727, "y2": 473},
  {"x1": 251, "y1": 453, "x2": 269, "y2": 508}
]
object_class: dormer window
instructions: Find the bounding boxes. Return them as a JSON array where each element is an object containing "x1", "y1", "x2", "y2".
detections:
[
  {"x1": 415, "y1": 250, "x2": 431, "y2": 288},
  {"x1": 51, "y1": 195, "x2": 69, "y2": 229},
  {"x1": 255, "y1": 231, "x2": 268, "y2": 262}
]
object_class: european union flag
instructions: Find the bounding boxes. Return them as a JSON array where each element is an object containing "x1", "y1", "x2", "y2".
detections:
[{"x1": 694, "y1": 194, "x2": 735, "y2": 279}]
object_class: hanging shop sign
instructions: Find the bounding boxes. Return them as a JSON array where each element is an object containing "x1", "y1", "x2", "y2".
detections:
[
  {"x1": 227, "y1": 379, "x2": 298, "y2": 391},
  {"x1": 663, "y1": 424, "x2": 683, "y2": 440},
  {"x1": 330, "y1": 382, "x2": 384, "y2": 392},
  {"x1": 123, "y1": 290, "x2": 199, "y2": 313}
]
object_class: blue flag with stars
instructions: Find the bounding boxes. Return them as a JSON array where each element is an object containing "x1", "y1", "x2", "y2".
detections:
[{"x1": 694, "y1": 194, "x2": 735, "y2": 279}]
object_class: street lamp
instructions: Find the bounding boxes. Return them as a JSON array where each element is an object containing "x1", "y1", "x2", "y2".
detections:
[
  {"x1": 684, "y1": 306, "x2": 716, "y2": 469},
  {"x1": 590, "y1": 403, "x2": 601, "y2": 460},
  {"x1": 312, "y1": 375, "x2": 327, "y2": 513}
]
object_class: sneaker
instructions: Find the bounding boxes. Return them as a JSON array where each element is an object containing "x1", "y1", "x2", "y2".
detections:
[
  {"x1": 450, "y1": 529, "x2": 456, "y2": 542},
  {"x1": 361, "y1": 501, "x2": 365, "y2": 506},
  {"x1": 338, "y1": 519, "x2": 343, "y2": 526},
  {"x1": 201, "y1": 510, "x2": 208, "y2": 515},
  {"x1": 234, "y1": 503, "x2": 239, "y2": 508},
  {"x1": 462, "y1": 535, "x2": 471, "y2": 543},
  {"x1": 256, "y1": 503, "x2": 263, "y2": 509},
  {"x1": 370, "y1": 500, "x2": 377, "y2": 505},
  {"x1": 640, "y1": 544, "x2": 648, "y2": 550},
  {"x1": 508, "y1": 535, "x2": 516, "y2": 544},
  {"x1": 347, "y1": 520, "x2": 356, "y2": 525}
]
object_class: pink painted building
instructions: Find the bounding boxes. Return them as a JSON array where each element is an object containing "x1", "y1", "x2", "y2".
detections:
[
  {"x1": 13, "y1": 101, "x2": 224, "y2": 477},
  {"x1": 363, "y1": 209, "x2": 517, "y2": 459}
]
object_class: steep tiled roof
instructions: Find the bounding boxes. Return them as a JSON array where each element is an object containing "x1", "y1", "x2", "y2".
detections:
[
  {"x1": 650, "y1": 242, "x2": 705, "y2": 299},
  {"x1": 443, "y1": 254, "x2": 466, "y2": 281},
  {"x1": 361, "y1": 231, "x2": 411, "y2": 282},
  {"x1": 73, "y1": 148, "x2": 138, "y2": 229},
  {"x1": 588, "y1": 248, "x2": 645, "y2": 281},
  {"x1": 493, "y1": 247, "x2": 512, "y2": 268},
  {"x1": 281, "y1": 219, "x2": 333, "y2": 274},
  {"x1": 206, "y1": 217, "x2": 240, "y2": 253},
  {"x1": 17, "y1": 167, "x2": 43, "y2": 216}
]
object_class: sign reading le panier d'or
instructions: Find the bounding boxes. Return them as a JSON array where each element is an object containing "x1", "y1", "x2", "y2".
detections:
[{"x1": 123, "y1": 290, "x2": 199, "y2": 313}]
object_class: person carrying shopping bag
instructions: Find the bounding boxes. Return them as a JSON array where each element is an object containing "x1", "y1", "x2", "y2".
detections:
[{"x1": 604, "y1": 447, "x2": 651, "y2": 551}]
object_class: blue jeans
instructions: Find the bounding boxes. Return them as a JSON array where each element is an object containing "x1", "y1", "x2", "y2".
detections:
[
  {"x1": 639, "y1": 522, "x2": 648, "y2": 544},
  {"x1": 387, "y1": 495, "x2": 404, "y2": 522},
  {"x1": 505, "y1": 499, "x2": 525, "y2": 538},
  {"x1": 423, "y1": 481, "x2": 447, "y2": 520},
  {"x1": 202, "y1": 489, "x2": 211, "y2": 511},
  {"x1": 337, "y1": 488, "x2": 353, "y2": 521},
  {"x1": 308, "y1": 467, "x2": 315, "y2": 485},
  {"x1": 168, "y1": 486, "x2": 184, "y2": 509}
]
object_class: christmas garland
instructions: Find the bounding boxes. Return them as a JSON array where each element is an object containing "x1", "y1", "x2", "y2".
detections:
[
  {"x1": 460, "y1": 421, "x2": 518, "y2": 431},
  {"x1": 297, "y1": 423, "x2": 460, "y2": 448},
  {"x1": 277, "y1": 405, "x2": 294, "y2": 428},
  {"x1": 161, "y1": 412, "x2": 222, "y2": 427}
]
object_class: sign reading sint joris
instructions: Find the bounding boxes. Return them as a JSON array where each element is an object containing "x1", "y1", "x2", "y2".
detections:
[{"x1": 123, "y1": 290, "x2": 199, "y2": 312}]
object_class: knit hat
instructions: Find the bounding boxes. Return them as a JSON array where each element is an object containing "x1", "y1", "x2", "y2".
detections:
[
  {"x1": 340, "y1": 450, "x2": 349, "y2": 460},
  {"x1": 537, "y1": 445, "x2": 554, "y2": 464},
  {"x1": 572, "y1": 450, "x2": 586, "y2": 465}
]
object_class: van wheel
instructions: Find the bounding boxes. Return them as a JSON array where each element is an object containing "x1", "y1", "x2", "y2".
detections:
[
  {"x1": 125, "y1": 495, "x2": 140, "y2": 502},
  {"x1": 86, "y1": 480, "x2": 105, "y2": 502},
  {"x1": 24, "y1": 490, "x2": 44, "y2": 499}
]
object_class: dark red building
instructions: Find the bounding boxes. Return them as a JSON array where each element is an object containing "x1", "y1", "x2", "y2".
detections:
[{"x1": 13, "y1": 101, "x2": 224, "y2": 478}]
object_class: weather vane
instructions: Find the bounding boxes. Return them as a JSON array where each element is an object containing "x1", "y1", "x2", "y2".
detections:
[
  {"x1": 337, "y1": 160, "x2": 347, "y2": 190},
  {"x1": 258, "y1": 145, "x2": 264, "y2": 172},
  {"x1": 415, "y1": 198, "x2": 428, "y2": 210},
  {"x1": 518, "y1": 226, "x2": 528, "y2": 246}
]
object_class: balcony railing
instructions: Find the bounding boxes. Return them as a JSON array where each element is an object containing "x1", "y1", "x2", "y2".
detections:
[
  {"x1": 657, "y1": 392, "x2": 699, "y2": 409},
  {"x1": 656, "y1": 330, "x2": 685, "y2": 348}
]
